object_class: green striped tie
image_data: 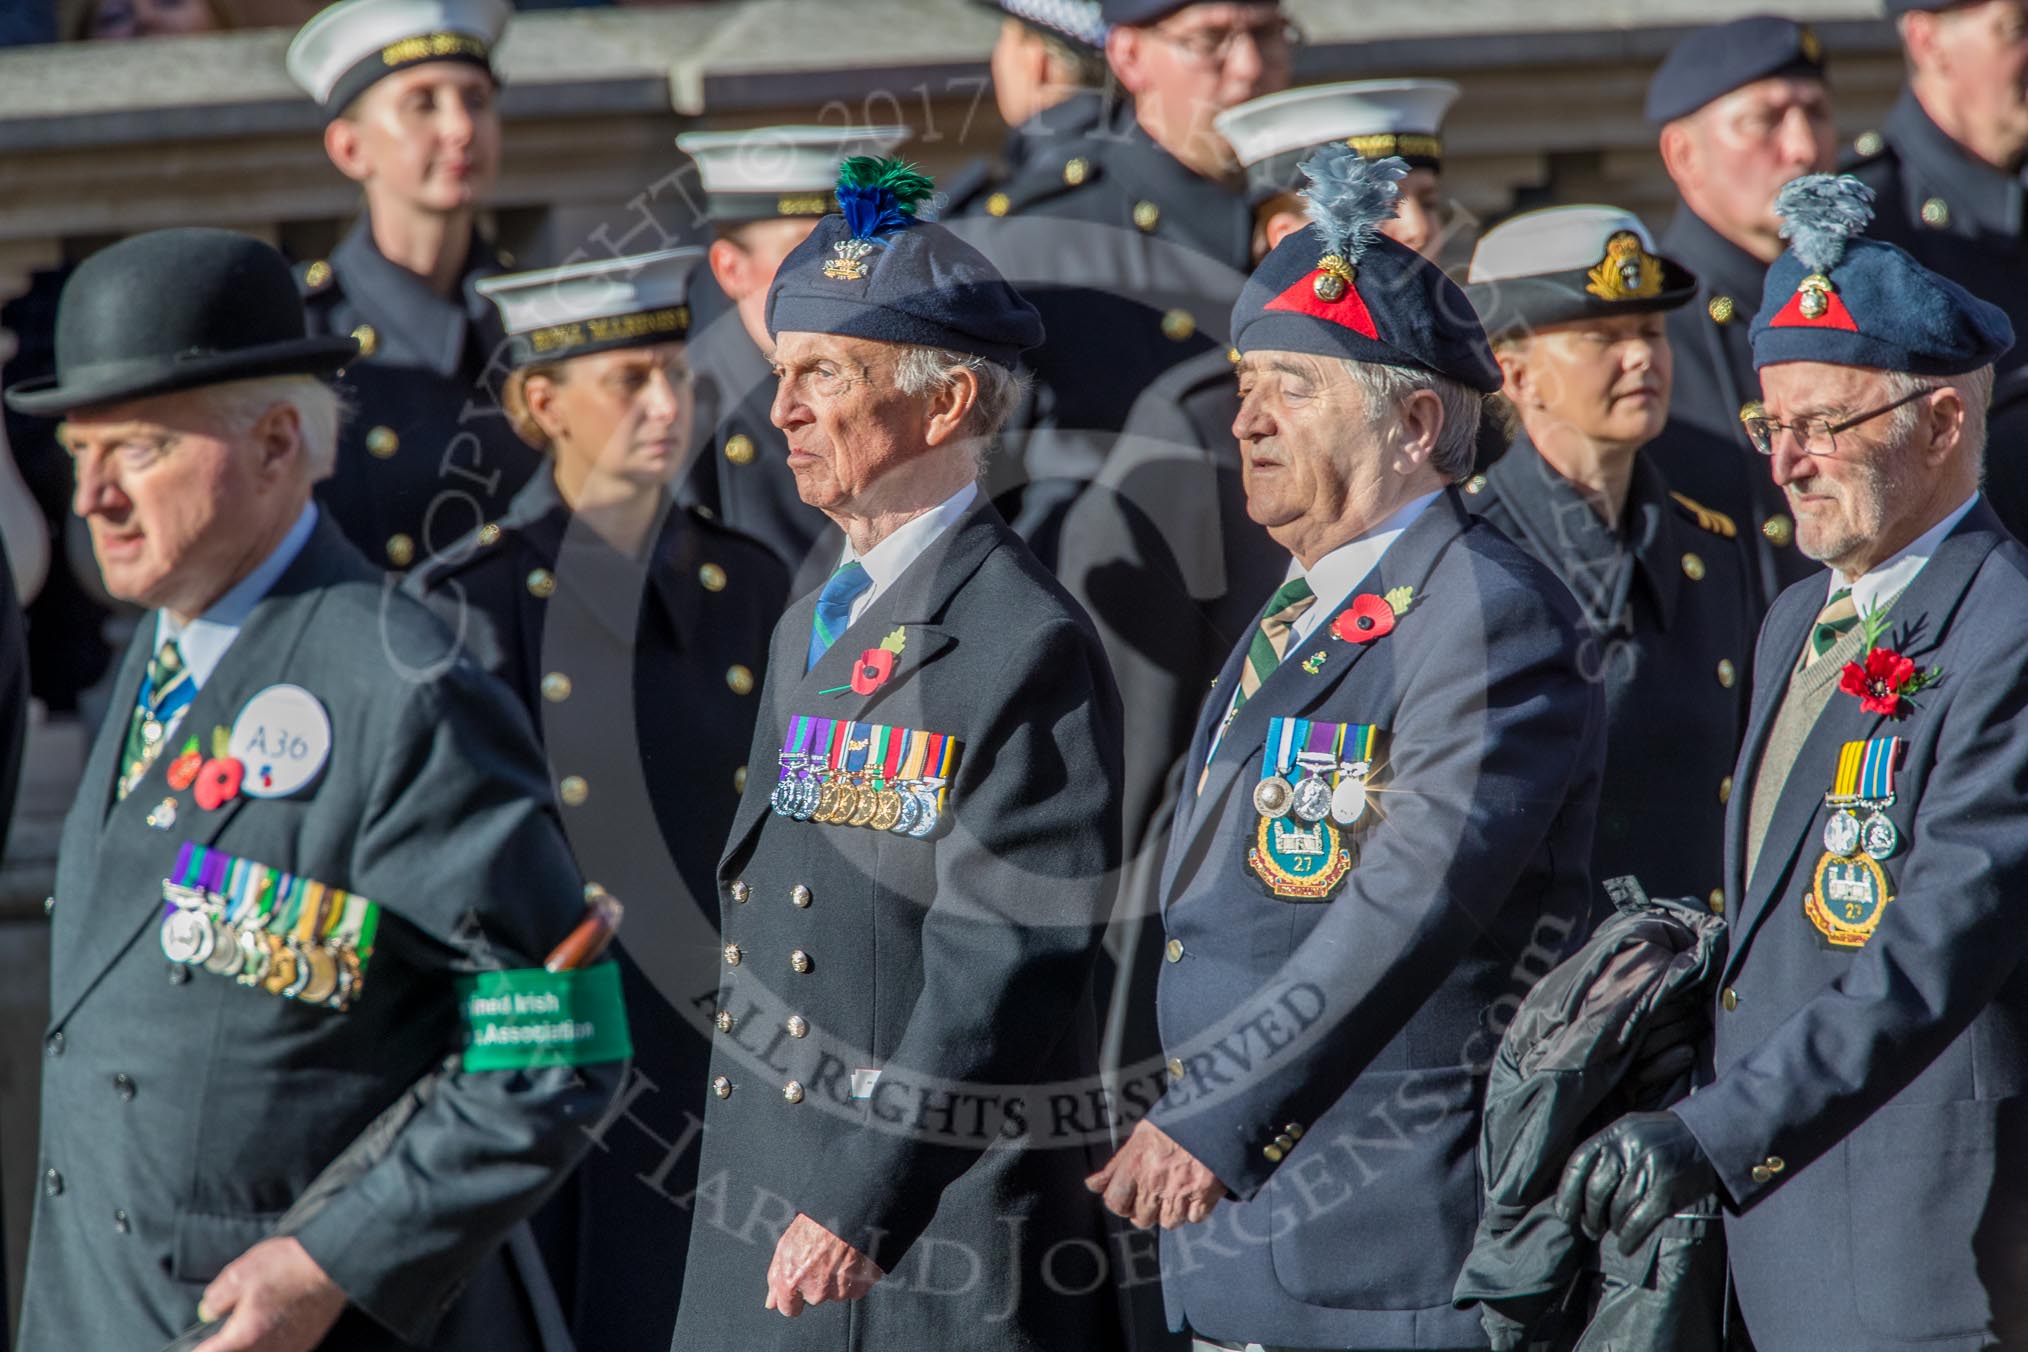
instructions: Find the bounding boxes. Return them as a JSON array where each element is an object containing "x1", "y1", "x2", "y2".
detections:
[
  {"x1": 1234, "y1": 576, "x2": 1317, "y2": 715},
  {"x1": 1803, "y1": 587, "x2": 1860, "y2": 669}
]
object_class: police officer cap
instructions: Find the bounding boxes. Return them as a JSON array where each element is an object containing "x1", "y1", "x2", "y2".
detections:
[
  {"x1": 1100, "y1": 0, "x2": 1211, "y2": 26},
  {"x1": 768, "y1": 159, "x2": 1044, "y2": 369},
  {"x1": 1217, "y1": 79, "x2": 1459, "y2": 203},
  {"x1": 1644, "y1": 15, "x2": 1827, "y2": 125},
  {"x1": 5, "y1": 229, "x2": 359, "y2": 418},
  {"x1": 478, "y1": 248, "x2": 704, "y2": 368},
  {"x1": 1231, "y1": 146, "x2": 1500, "y2": 394},
  {"x1": 1465, "y1": 205, "x2": 1698, "y2": 340},
  {"x1": 1881, "y1": 1, "x2": 1954, "y2": 13},
  {"x1": 677, "y1": 125, "x2": 912, "y2": 224},
  {"x1": 287, "y1": 0, "x2": 510, "y2": 119},
  {"x1": 1752, "y1": 174, "x2": 2013, "y2": 375},
  {"x1": 973, "y1": 0, "x2": 1109, "y2": 49}
]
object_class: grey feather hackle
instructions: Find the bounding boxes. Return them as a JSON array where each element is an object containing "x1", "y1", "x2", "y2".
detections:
[
  {"x1": 1300, "y1": 147, "x2": 1406, "y2": 263},
  {"x1": 1775, "y1": 174, "x2": 1876, "y2": 273}
]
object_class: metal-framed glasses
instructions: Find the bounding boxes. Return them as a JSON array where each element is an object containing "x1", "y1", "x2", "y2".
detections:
[
  {"x1": 1740, "y1": 386, "x2": 1933, "y2": 457},
  {"x1": 1150, "y1": 18, "x2": 1306, "y2": 67}
]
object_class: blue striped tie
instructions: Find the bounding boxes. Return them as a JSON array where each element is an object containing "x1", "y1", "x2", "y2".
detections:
[{"x1": 808, "y1": 561, "x2": 874, "y2": 671}]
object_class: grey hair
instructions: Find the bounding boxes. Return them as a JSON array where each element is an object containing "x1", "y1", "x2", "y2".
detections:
[
  {"x1": 188, "y1": 374, "x2": 345, "y2": 482},
  {"x1": 1338, "y1": 359, "x2": 1483, "y2": 482},
  {"x1": 892, "y1": 346, "x2": 1027, "y2": 471},
  {"x1": 1882, "y1": 365, "x2": 1992, "y2": 468}
]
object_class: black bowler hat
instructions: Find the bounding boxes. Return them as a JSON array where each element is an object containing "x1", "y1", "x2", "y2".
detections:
[{"x1": 4, "y1": 229, "x2": 360, "y2": 418}]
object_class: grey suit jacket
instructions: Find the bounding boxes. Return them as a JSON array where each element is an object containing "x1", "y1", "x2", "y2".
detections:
[{"x1": 18, "y1": 515, "x2": 622, "y2": 1350}]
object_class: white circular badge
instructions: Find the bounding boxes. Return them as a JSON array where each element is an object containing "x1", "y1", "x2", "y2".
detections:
[{"x1": 228, "y1": 684, "x2": 332, "y2": 799}]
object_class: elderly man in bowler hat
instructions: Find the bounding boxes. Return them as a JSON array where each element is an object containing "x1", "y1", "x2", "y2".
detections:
[
  {"x1": 5, "y1": 227, "x2": 626, "y2": 1352},
  {"x1": 1561, "y1": 174, "x2": 2028, "y2": 1351},
  {"x1": 1088, "y1": 147, "x2": 1604, "y2": 1352},
  {"x1": 671, "y1": 158, "x2": 1125, "y2": 1352}
]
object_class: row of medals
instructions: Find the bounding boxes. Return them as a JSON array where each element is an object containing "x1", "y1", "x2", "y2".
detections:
[
  {"x1": 159, "y1": 883, "x2": 361, "y2": 1008},
  {"x1": 1824, "y1": 798, "x2": 1898, "y2": 861},
  {"x1": 1254, "y1": 753, "x2": 1372, "y2": 827},
  {"x1": 771, "y1": 753, "x2": 946, "y2": 838}
]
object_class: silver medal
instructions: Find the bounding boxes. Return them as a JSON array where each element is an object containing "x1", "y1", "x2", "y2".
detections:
[
  {"x1": 1253, "y1": 775, "x2": 1294, "y2": 819},
  {"x1": 908, "y1": 779, "x2": 944, "y2": 838},
  {"x1": 1822, "y1": 808, "x2": 1861, "y2": 857},
  {"x1": 1291, "y1": 773, "x2": 1333, "y2": 823},
  {"x1": 891, "y1": 789, "x2": 922, "y2": 834},
  {"x1": 1330, "y1": 761, "x2": 1371, "y2": 826},
  {"x1": 160, "y1": 907, "x2": 213, "y2": 965},
  {"x1": 1861, "y1": 811, "x2": 1899, "y2": 860}
]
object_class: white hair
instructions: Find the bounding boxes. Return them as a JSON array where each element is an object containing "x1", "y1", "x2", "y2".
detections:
[
  {"x1": 892, "y1": 346, "x2": 1027, "y2": 470},
  {"x1": 188, "y1": 375, "x2": 345, "y2": 482},
  {"x1": 1881, "y1": 365, "x2": 1992, "y2": 468},
  {"x1": 1338, "y1": 358, "x2": 1484, "y2": 482}
]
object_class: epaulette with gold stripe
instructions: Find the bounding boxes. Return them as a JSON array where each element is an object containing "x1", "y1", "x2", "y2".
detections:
[{"x1": 1670, "y1": 491, "x2": 1737, "y2": 538}]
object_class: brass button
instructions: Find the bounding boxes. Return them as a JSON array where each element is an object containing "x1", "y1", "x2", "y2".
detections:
[
  {"x1": 1708, "y1": 889, "x2": 1725, "y2": 915},
  {"x1": 1721, "y1": 987, "x2": 1739, "y2": 1012},
  {"x1": 1464, "y1": 474, "x2": 1487, "y2": 496},
  {"x1": 1227, "y1": 346, "x2": 1241, "y2": 365},
  {"x1": 304, "y1": 259, "x2": 331, "y2": 288},
  {"x1": 1921, "y1": 196, "x2": 1950, "y2": 229},
  {"x1": 713, "y1": 1075, "x2": 732, "y2": 1099},
  {"x1": 1263, "y1": 1143, "x2": 1285, "y2": 1163},
  {"x1": 1164, "y1": 938, "x2": 1184, "y2": 963},
  {"x1": 1751, "y1": 1163, "x2": 1772, "y2": 1184},
  {"x1": 1133, "y1": 200, "x2": 1161, "y2": 232},
  {"x1": 365, "y1": 425, "x2": 399, "y2": 458},
  {"x1": 786, "y1": 1015, "x2": 809, "y2": 1038},
  {"x1": 477, "y1": 522, "x2": 503, "y2": 546},
  {"x1": 1707, "y1": 295, "x2": 1735, "y2": 324},
  {"x1": 1160, "y1": 309, "x2": 1196, "y2": 342},
  {"x1": 351, "y1": 323, "x2": 378, "y2": 357},
  {"x1": 713, "y1": 1010, "x2": 734, "y2": 1033},
  {"x1": 727, "y1": 664, "x2": 755, "y2": 695},
  {"x1": 731, "y1": 880, "x2": 750, "y2": 904},
  {"x1": 723, "y1": 943, "x2": 743, "y2": 967},
  {"x1": 724, "y1": 434, "x2": 756, "y2": 465},
  {"x1": 1718, "y1": 775, "x2": 1733, "y2": 805},
  {"x1": 1285, "y1": 1123, "x2": 1304, "y2": 1141},
  {"x1": 527, "y1": 568, "x2": 556, "y2": 598},
  {"x1": 559, "y1": 775, "x2": 588, "y2": 806},
  {"x1": 1063, "y1": 156, "x2": 1088, "y2": 187},
  {"x1": 783, "y1": 1081, "x2": 805, "y2": 1104},
  {"x1": 1273, "y1": 1133, "x2": 1295, "y2": 1152},
  {"x1": 1167, "y1": 1057, "x2": 1185, "y2": 1079},
  {"x1": 1717, "y1": 659, "x2": 1737, "y2": 689},
  {"x1": 541, "y1": 672, "x2": 572, "y2": 703},
  {"x1": 733, "y1": 765, "x2": 747, "y2": 793},
  {"x1": 1681, "y1": 552, "x2": 1706, "y2": 581},
  {"x1": 1763, "y1": 513, "x2": 1794, "y2": 547},
  {"x1": 790, "y1": 949, "x2": 811, "y2": 974},
  {"x1": 1854, "y1": 129, "x2": 1883, "y2": 157},
  {"x1": 699, "y1": 562, "x2": 727, "y2": 592},
  {"x1": 985, "y1": 191, "x2": 1011, "y2": 217},
  {"x1": 1764, "y1": 1155, "x2": 1785, "y2": 1174},
  {"x1": 790, "y1": 884, "x2": 812, "y2": 908},
  {"x1": 385, "y1": 534, "x2": 415, "y2": 568}
]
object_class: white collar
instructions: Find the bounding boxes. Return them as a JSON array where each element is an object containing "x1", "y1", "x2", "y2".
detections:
[
  {"x1": 837, "y1": 482, "x2": 978, "y2": 618},
  {"x1": 1833, "y1": 492, "x2": 1979, "y2": 618},
  {"x1": 156, "y1": 502, "x2": 319, "y2": 690},
  {"x1": 1285, "y1": 490, "x2": 1440, "y2": 643}
]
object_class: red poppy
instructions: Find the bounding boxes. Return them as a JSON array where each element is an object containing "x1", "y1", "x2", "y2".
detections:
[
  {"x1": 165, "y1": 749, "x2": 203, "y2": 791},
  {"x1": 850, "y1": 648, "x2": 895, "y2": 695},
  {"x1": 1840, "y1": 647, "x2": 1920, "y2": 717},
  {"x1": 1330, "y1": 594, "x2": 1397, "y2": 645},
  {"x1": 193, "y1": 757, "x2": 244, "y2": 811}
]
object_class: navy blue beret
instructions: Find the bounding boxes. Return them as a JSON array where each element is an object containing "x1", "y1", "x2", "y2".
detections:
[
  {"x1": 1645, "y1": 15, "x2": 1827, "y2": 125},
  {"x1": 1882, "y1": 1, "x2": 1951, "y2": 13},
  {"x1": 1752, "y1": 174, "x2": 2013, "y2": 375},
  {"x1": 1231, "y1": 147, "x2": 1500, "y2": 394},
  {"x1": 767, "y1": 161, "x2": 1043, "y2": 368}
]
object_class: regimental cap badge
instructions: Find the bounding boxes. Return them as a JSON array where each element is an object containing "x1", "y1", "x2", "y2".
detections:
[
  {"x1": 1585, "y1": 230, "x2": 1664, "y2": 302},
  {"x1": 1261, "y1": 145, "x2": 1405, "y2": 336},
  {"x1": 824, "y1": 157, "x2": 934, "y2": 282},
  {"x1": 1771, "y1": 173, "x2": 1875, "y2": 328}
]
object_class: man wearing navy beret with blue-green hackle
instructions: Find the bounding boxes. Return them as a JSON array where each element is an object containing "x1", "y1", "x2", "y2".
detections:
[
  {"x1": 1561, "y1": 173, "x2": 2028, "y2": 1350},
  {"x1": 1087, "y1": 146, "x2": 1605, "y2": 1352},
  {"x1": 671, "y1": 158, "x2": 1125, "y2": 1352}
]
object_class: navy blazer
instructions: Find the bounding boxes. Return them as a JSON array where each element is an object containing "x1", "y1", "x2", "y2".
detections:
[
  {"x1": 1150, "y1": 490, "x2": 1605, "y2": 1349},
  {"x1": 1675, "y1": 499, "x2": 2028, "y2": 1350}
]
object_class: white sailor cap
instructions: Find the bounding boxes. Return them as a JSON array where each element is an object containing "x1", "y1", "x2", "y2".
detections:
[
  {"x1": 287, "y1": 0, "x2": 511, "y2": 117},
  {"x1": 1218, "y1": 78, "x2": 1459, "y2": 204},
  {"x1": 476, "y1": 247, "x2": 704, "y2": 367},
  {"x1": 676, "y1": 124, "x2": 913, "y2": 223},
  {"x1": 973, "y1": 0, "x2": 1109, "y2": 50},
  {"x1": 1464, "y1": 205, "x2": 1698, "y2": 337}
]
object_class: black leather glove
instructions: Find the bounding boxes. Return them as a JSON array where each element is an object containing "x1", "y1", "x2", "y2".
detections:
[{"x1": 1554, "y1": 1110, "x2": 1716, "y2": 1256}]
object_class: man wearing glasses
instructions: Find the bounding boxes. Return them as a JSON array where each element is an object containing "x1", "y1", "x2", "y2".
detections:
[{"x1": 1560, "y1": 173, "x2": 2028, "y2": 1350}]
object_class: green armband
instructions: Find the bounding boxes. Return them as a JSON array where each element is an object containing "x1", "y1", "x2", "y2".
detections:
[{"x1": 457, "y1": 963, "x2": 633, "y2": 1071}]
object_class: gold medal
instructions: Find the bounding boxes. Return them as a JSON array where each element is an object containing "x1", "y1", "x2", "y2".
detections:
[
  {"x1": 870, "y1": 788, "x2": 903, "y2": 831},
  {"x1": 847, "y1": 779, "x2": 878, "y2": 827},
  {"x1": 815, "y1": 780, "x2": 843, "y2": 822},
  {"x1": 298, "y1": 945, "x2": 341, "y2": 1005},
  {"x1": 262, "y1": 935, "x2": 299, "y2": 994}
]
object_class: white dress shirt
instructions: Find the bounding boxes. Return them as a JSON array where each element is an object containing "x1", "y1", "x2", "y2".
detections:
[
  {"x1": 837, "y1": 481, "x2": 979, "y2": 625},
  {"x1": 1833, "y1": 491, "x2": 1979, "y2": 616}
]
